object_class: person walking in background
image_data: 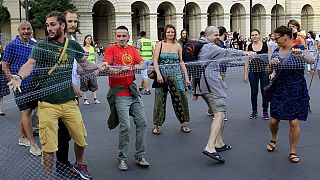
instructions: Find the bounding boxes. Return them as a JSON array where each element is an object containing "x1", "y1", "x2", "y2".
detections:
[
  {"x1": 152, "y1": 24, "x2": 191, "y2": 134},
  {"x1": 81, "y1": 34, "x2": 101, "y2": 105},
  {"x1": 287, "y1": 19, "x2": 306, "y2": 47},
  {"x1": 137, "y1": 31, "x2": 154, "y2": 95},
  {"x1": 266, "y1": 26, "x2": 314, "y2": 163},
  {"x1": 306, "y1": 31, "x2": 316, "y2": 74},
  {"x1": 244, "y1": 29, "x2": 270, "y2": 120}
]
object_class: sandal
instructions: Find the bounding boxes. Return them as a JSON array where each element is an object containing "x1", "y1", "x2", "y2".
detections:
[
  {"x1": 267, "y1": 139, "x2": 277, "y2": 152},
  {"x1": 0, "y1": 112, "x2": 5, "y2": 116},
  {"x1": 289, "y1": 153, "x2": 300, "y2": 163},
  {"x1": 181, "y1": 125, "x2": 191, "y2": 133},
  {"x1": 152, "y1": 126, "x2": 160, "y2": 135}
]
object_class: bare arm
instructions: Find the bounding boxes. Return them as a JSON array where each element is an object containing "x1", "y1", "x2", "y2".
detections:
[
  {"x1": 2, "y1": 61, "x2": 12, "y2": 80},
  {"x1": 153, "y1": 41, "x2": 162, "y2": 77},
  {"x1": 17, "y1": 58, "x2": 36, "y2": 79}
]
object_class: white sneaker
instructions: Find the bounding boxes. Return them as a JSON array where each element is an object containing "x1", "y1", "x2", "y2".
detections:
[
  {"x1": 29, "y1": 144, "x2": 41, "y2": 156},
  {"x1": 19, "y1": 137, "x2": 31, "y2": 147},
  {"x1": 94, "y1": 99, "x2": 101, "y2": 104},
  {"x1": 83, "y1": 100, "x2": 90, "y2": 105}
]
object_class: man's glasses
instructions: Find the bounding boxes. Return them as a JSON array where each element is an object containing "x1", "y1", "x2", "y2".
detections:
[{"x1": 274, "y1": 35, "x2": 283, "y2": 41}]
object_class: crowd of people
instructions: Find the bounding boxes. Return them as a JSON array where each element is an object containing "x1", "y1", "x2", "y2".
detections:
[{"x1": 0, "y1": 8, "x2": 318, "y2": 179}]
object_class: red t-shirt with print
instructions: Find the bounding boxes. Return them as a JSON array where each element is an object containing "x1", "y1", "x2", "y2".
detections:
[{"x1": 103, "y1": 45, "x2": 142, "y2": 96}]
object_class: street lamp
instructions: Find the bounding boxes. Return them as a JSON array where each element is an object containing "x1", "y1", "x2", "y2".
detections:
[
  {"x1": 275, "y1": 0, "x2": 278, "y2": 27},
  {"x1": 183, "y1": 0, "x2": 186, "y2": 29}
]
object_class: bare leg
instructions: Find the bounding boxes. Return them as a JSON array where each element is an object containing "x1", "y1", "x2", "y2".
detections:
[
  {"x1": 215, "y1": 120, "x2": 225, "y2": 147},
  {"x1": 289, "y1": 119, "x2": 300, "y2": 153},
  {"x1": 43, "y1": 152, "x2": 54, "y2": 180},
  {"x1": 143, "y1": 79, "x2": 150, "y2": 91},
  {"x1": 21, "y1": 109, "x2": 36, "y2": 145},
  {"x1": 0, "y1": 97, "x2": 3, "y2": 112},
  {"x1": 92, "y1": 91, "x2": 97, "y2": 99},
  {"x1": 204, "y1": 112, "x2": 224, "y2": 153},
  {"x1": 267, "y1": 117, "x2": 279, "y2": 150},
  {"x1": 74, "y1": 143, "x2": 84, "y2": 164},
  {"x1": 83, "y1": 92, "x2": 87, "y2": 100}
]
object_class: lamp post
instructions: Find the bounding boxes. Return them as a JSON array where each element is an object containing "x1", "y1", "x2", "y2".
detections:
[
  {"x1": 25, "y1": 0, "x2": 29, "y2": 21},
  {"x1": 275, "y1": 0, "x2": 278, "y2": 27},
  {"x1": 19, "y1": 0, "x2": 22, "y2": 22},
  {"x1": 249, "y1": 0, "x2": 252, "y2": 33},
  {"x1": 183, "y1": 0, "x2": 186, "y2": 29}
]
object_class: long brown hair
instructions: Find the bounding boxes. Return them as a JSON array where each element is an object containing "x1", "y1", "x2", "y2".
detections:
[
  {"x1": 83, "y1": 34, "x2": 93, "y2": 46},
  {"x1": 163, "y1": 24, "x2": 177, "y2": 43}
]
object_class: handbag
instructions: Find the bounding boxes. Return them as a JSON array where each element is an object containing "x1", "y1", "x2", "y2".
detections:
[
  {"x1": 148, "y1": 42, "x2": 162, "y2": 79},
  {"x1": 264, "y1": 70, "x2": 281, "y2": 102}
]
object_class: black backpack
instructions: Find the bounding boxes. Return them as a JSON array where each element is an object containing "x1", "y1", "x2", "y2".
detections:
[{"x1": 182, "y1": 41, "x2": 206, "y2": 62}]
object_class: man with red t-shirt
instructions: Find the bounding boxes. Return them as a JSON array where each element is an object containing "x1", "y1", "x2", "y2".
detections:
[{"x1": 102, "y1": 26, "x2": 149, "y2": 171}]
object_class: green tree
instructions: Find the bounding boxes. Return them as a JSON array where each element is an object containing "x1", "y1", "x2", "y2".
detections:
[
  {"x1": 0, "y1": 0, "x2": 10, "y2": 33},
  {"x1": 28, "y1": 0, "x2": 76, "y2": 30}
]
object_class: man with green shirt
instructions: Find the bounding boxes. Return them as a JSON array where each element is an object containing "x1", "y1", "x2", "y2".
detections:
[
  {"x1": 137, "y1": 31, "x2": 154, "y2": 95},
  {"x1": 8, "y1": 11, "x2": 93, "y2": 180}
]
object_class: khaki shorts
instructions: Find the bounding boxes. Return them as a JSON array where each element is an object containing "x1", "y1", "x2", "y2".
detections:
[
  {"x1": 201, "y1": 94, "x2": 227, "y2": 113},
  {"x1": 38, "y1": 100, "x2": 87, "y2": 153}
]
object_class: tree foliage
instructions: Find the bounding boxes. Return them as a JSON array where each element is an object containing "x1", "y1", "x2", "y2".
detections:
[
  {"x1": 29, "y1": 0, "x2": 76, "y2": 29},
  {"x1": 0, "y1": 0, "x2": 10, "y2": 30}
]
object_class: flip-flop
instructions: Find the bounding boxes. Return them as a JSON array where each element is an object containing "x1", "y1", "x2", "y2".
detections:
[
  {"x1": 0, "y1": 112, "x2": 5, "y2": 116},
  {"x1": 216, "y1": 144, "x2": 232, "y2": 152},
  {"x1": 202, "y1": 151, "x2": 225, "y2": 162},
  {"x1": 152, "y1": 127, "x2": 160, "y2": 135}
]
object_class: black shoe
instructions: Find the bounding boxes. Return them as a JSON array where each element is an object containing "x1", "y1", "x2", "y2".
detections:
[
  {"x1": 139, "y1": 86, "x2": 144, "y2": 91},
  {"x1": 216, "y1": 144, "x2": 232, "y2": 152},
  {"x1": 72, "y1": 162, "x2": 92, "y2": 180},
  {"x1": 249, "y1": 111, "x2": 257, "y2": 119}
]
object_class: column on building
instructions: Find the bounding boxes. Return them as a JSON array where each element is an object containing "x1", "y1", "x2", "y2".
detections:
[
  {"x1": 199, "y1": 13, "x2": 208, "y2": 34},
  {"x1": 78, "y1": 12, "x2": 93, "y2": 43},
  {"x1": 264, "y1": 13, "x2": 272, "y2": 36},
  {"x1": 174, "y1": 13, "x2": 184, "y2": 35},
  {"x1": 222, "y1": 13, "x2": 230, "y2": 32},
  {"x1": 147, "y1": 13, "x2": 158, "y2": 42},
  {"x1": 115, "y1": 11, "x2": 133, "y2": 44}
]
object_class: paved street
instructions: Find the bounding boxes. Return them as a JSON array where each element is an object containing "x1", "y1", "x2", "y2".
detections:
[{"x1": 0, "y1": 71, "x2": 320, "y2": 180}]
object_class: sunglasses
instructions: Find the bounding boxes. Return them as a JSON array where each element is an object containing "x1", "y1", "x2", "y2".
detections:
[{"x1": 274, "y1": 35, "x2": 283, "y2": 41}]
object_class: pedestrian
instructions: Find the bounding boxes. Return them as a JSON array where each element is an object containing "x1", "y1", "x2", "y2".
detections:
[
  {"x1": 8, "y1": 11, "x2": 94, "y2": 179},
  {"x1": 194, "y1": 26, "x2": 253, "y2": 162},
  {"x1": 287, "y1": 19, "x2": 306, "y2": 46},
  {"x1": 178, "y1": 29, "x2": 189, "y2": 48},
  {"x1": 244, "y1": 29, "x2": 270, "y2": 120},
  {"x1": 2, "y1": 21, "x2": 41, "y2": 156},
  {"x1": 137, "y1": 31, "x2": 154, "y2": 95},
  {"x1": 266, "y1": 25, "x2": 314, "y2": 163},
  {"x1": 0, "y1": 44, "x2": 9, "y2": 116},
  {"x1": 81, "y1": 34, "x2": 101, "y2": 105},
  {"x1": 103, "y1": 25, "x2": 150, "y2": 171},
  {"x1": 306, "y1": 31, "x2": 316, "y2": 74},
  {"x1": 152, "y1": 24, "x2": 191, "y2": 134}
]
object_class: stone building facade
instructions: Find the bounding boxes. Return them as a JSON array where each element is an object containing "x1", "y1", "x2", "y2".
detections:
[{"x1": 1, "y1": 0, "x2": 319, "y2": 47}]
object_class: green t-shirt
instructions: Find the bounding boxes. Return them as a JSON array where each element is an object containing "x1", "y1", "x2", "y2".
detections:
[{"x1": 29, "y1": 38, "x2": 84, "y2": 104}]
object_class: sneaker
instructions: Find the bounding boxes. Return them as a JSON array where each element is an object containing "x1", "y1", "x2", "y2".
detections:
[
  {"x1": 263, "y1": 111, "x2": 269, "y2": 120},
  {"x1": 141, "y1": 90, "x2": 151, "y2": 95},
  {"x1": 138, "y1": 86, "x2": 144, "y2": 91},
  {"x1": 135, "y1": 158, "x2": 150, "y2": 167},
  {"x1": 94, "y1": 99, "x2": 101, "y2": 104},
  {"x1": 19, "y1": 137, "x2": 31, "y2": 147},
  {"x1": 29, "y1": 144, "x2": 41, "y2": 156},
  {"x1": 249, "y1": 111, "x2": 258, "y2": 119},
  {"x1": 72, "y1": 162, "x2": 92, "y2": 180},
  {"x1": 83, "y1": 99, "x2": 90, "y2": 105},
  {"x1": 118, "y1": 160, "x2": 128, "y2": 171}
]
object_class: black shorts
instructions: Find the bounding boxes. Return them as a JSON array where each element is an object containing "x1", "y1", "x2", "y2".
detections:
[{"x1": 14, "y1": 88, "x2": 38, "y2": 111}]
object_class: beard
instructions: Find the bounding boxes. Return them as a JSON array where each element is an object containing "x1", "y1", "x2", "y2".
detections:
[{"x1": 48, "y1": 29, "x2": 63, "y2": 41}]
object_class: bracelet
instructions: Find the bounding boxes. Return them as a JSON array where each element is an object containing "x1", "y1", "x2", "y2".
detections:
[{"x1": 16, "y1": 74, "x2": 23, "y2": 80}]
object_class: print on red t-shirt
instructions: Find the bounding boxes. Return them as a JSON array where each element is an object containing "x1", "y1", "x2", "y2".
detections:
[{"x1": 103, "y1": 45, "x2": 143, "y2": 96}]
